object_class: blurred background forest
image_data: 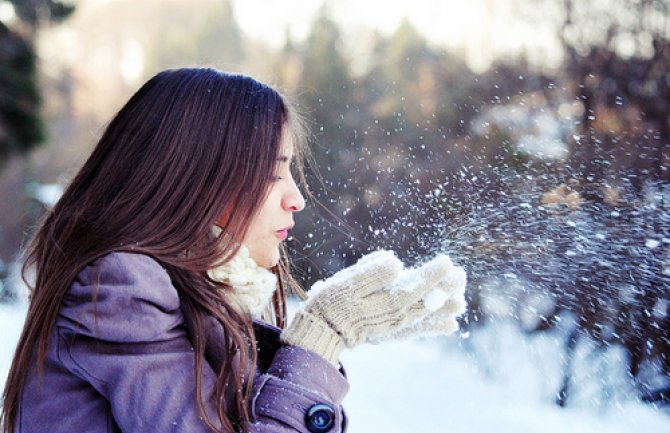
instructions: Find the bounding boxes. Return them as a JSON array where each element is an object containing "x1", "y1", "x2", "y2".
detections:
[{"x1": 1, "y1": 0, "x2": 669, "y2": 414}]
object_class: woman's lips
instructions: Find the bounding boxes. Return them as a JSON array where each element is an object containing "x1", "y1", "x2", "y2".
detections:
[{"x1": 276, "y1": 225, "x2": 293, "y2": 240}]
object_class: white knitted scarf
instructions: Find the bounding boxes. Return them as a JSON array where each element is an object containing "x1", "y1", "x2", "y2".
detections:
[{"x1": 208, "y1": 245, "x2": 278, "y2": 319}]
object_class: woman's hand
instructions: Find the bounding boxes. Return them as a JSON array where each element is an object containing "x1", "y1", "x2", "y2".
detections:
[
  {"x1": 281, "y1": 250, "x2": 467, "y2": 364},
  {"x1": 367, "y1": 261, "x2": 467, "y2": 343}
]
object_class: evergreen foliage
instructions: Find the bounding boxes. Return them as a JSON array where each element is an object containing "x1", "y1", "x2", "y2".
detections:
[
  {"x1": 0, "y1": 0, "x2": 74, "y2": 165},
  {"x1": 0, "y1": 21, "x2": 42, "y2": 163}
]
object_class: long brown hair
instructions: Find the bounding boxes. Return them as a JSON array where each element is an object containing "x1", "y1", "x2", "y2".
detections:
[{"x1": 1, "y1": 68, "x2": 307, "y2": 433}]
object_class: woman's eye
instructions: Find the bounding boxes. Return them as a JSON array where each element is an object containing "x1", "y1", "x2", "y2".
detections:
[
  {"x1": 270, "y1": 172, "x2": 285, "y2": 181},
  {"x1": 271, "y1": 161, "x2": 294, "y2": 182}
]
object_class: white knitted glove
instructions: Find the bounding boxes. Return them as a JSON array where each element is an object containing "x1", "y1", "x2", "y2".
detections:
[
  {"x1": 281, "y1": 250, "x2": 456, "y2": 364},
  {"x1": 367, "y1": 260, "x2": 467, "y2": 343}
]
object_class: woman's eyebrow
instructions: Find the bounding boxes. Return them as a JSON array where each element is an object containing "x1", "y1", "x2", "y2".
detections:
[{"x1": 277, "y1": 155, "x2": 290, "y2": 162}]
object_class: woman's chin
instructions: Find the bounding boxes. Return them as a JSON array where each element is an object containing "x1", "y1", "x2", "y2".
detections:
[{"x1": 250, "y1": 250, "x2": 280, "y2": 269}]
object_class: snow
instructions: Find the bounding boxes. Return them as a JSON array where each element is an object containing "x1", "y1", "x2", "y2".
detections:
[
  {"x1": 340, "y1": 322, "x2": 670, "y2": 433},
  {"x1": 1, "y1": 302, "x2": 669, "y2": 432},
  {"x1": 422, "y1": 288, "x2": 449, "y2": 312},
  {"x1": 0, "y1": 302, "x2": 27, "y2": 388},
  {"x1": 309, "y1": 250, "x2": 403, "y2": 297},
  {"x1": 645, "y1": 239, "x2": 660, "y2": 249},
  {"x1": 386, "y1": 254, "x2": 454, "y2": 293},
  {"x1": 26, "y1": 182, "x2": 64, "y2": 208}
]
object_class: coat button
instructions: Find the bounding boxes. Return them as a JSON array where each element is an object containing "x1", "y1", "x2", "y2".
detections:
[{"x1": 305, "y1": 403, "x2": 335, "y2": 433}]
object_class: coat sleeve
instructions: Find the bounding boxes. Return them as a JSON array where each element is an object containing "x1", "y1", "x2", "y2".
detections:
[{"x1": 56, "y1": 252, "x2": 349, "y2": 433}]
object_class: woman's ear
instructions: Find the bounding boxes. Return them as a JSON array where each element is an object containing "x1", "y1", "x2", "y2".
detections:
[{"x1": 216, "y1": 199, "x2": 237, "y2": 228}]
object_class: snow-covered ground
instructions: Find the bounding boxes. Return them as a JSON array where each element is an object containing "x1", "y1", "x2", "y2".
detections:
[
  {"x1": 1, "y1": 301, "x2": 669, "y2": 432},
  {"x1": 0, "y1": 302, "x2": 27, "y2": 386},
  {"x1": 341, "y1": 327, "x2": 670, "y2": 433}
]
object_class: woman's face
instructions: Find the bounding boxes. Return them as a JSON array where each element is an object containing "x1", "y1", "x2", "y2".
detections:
[{"x1": 240, "y1": 135, "x2": 305, "y2": 268}]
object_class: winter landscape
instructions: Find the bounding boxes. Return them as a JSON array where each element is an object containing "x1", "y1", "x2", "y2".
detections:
[{"x1": 2, "y1": 0, "x2": 670, "y2": 431}]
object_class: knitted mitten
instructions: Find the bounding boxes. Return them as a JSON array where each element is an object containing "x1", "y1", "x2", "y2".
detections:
[
  {"x1": 281, "y1": 250, "x2": 456, "y2": 364},
  {"x1": 367, "y1": 260, "x2": 467, "y2": 343},
  {"x1": 208, "y1": 245, "x2": 277, "y2": 318}
]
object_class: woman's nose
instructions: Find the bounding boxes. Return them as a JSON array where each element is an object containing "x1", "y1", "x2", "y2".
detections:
[{"x1": 283, "y1": 180, "x2": 305, "y2": 212}]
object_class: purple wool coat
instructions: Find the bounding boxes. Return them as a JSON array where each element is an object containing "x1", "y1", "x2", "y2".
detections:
[{"x1": 16, "y1": 252, "x2": 349, "y2": 433}]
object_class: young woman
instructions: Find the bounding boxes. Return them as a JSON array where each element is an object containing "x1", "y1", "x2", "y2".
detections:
[{"x1": 1, "y1": 68, "x2": 466, "y2": 433}]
